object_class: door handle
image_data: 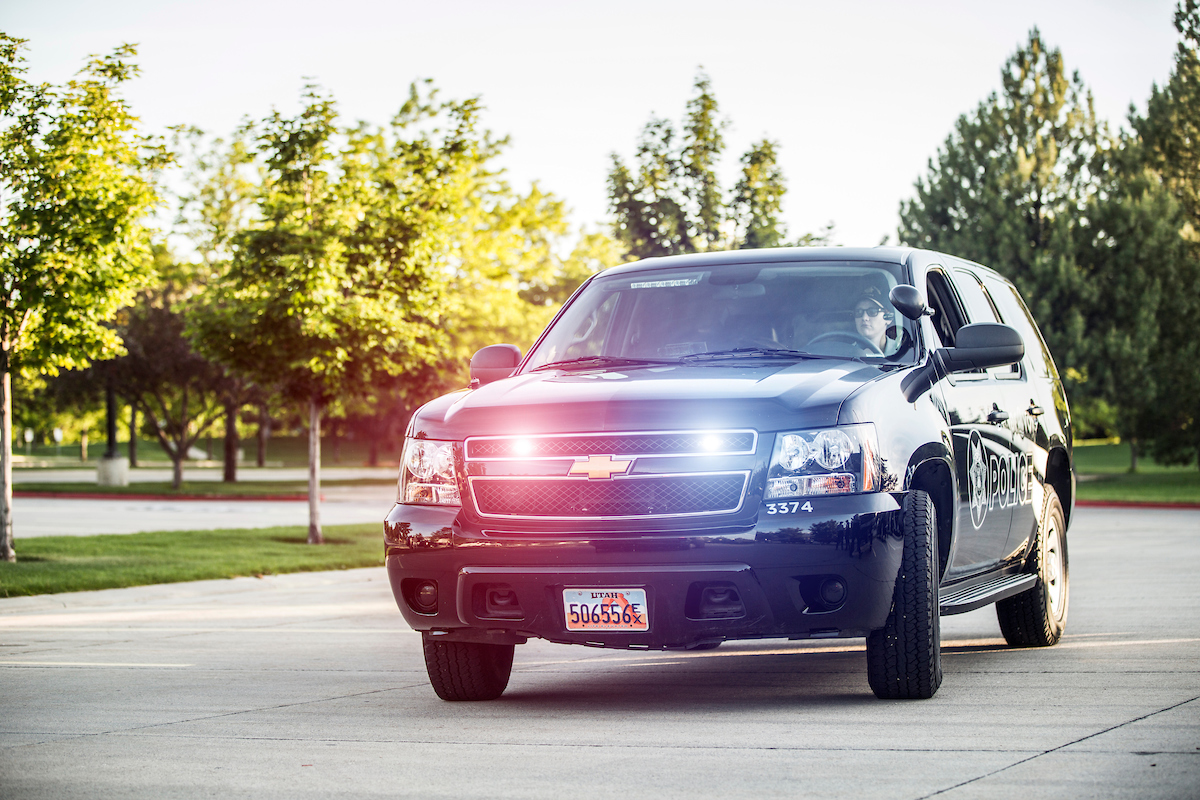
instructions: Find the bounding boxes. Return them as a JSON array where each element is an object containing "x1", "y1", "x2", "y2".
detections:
[
  {"x1": 987, "y1": 406, "x2": 1010, "y2": 424},
  {"x1": 1027, "y1": 403, "x2": 1045, "y2": 417}
]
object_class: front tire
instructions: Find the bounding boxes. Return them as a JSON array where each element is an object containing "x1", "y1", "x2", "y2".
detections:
[
  {"x1": 997, "y1": 487, "x2": 1069, "y2": 647},
  {"x1": 422, "y1": 635, "x2": 514, "y2": 701},
  {"x1": 866, "y1": 489, "x2": 943, "y2": 699}
]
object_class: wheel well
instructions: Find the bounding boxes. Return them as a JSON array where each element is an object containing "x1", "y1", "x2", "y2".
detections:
[
  {"x1": 910, "y1": 459, "x2": 954, "y2": 579},
  {"x1": 1046, "y1": 446, "x2": 1073, "y2": 527}
]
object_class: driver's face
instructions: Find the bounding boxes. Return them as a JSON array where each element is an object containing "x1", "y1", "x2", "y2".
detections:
[{"x1": 855, "y1": 302, "x2": 887, "y2": 346}]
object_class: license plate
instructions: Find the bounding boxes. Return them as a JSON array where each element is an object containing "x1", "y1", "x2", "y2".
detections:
[{"x1": 563, "y1": 588, "x2": 649, "y2": 632}]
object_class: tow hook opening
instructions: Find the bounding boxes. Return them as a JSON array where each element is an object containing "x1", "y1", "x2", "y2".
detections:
[
  {"x1": 686, "y1": 582, "x2": 746, "y2": 620},
  {"x1": 474, "y1": 583, "x2": 525, "y2": 620}
]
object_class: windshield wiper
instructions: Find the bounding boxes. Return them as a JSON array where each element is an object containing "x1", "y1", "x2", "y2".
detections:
[
  {"x1": 530, "y1": 355, "x2": 678, "y2": 372},
  {"x1": 680, "y1": 347, "x2": 832, "y2": 362}
]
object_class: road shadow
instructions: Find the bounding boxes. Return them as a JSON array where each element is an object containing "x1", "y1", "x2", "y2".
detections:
[{"x1": 479, "y1": 638, "x2": 1039, "y2": 713}]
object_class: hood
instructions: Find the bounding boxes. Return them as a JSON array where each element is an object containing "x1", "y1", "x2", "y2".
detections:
[{"x1": 409, "y1": 360, "x2": 885, "y2": 440}]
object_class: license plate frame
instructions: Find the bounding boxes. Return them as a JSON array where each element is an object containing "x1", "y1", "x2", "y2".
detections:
[{"x1": 562, "y1": 588, "x2": 649, "y2": 633}]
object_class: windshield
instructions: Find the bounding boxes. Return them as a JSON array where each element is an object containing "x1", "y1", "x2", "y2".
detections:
[{"x1": 524, "y1": 260, "x2": 917, "y2": 371}]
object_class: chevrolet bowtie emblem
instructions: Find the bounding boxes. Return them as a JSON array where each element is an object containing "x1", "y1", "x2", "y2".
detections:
[{"x1": 568, "y1": 455, "x2": 633, "y2": 480}]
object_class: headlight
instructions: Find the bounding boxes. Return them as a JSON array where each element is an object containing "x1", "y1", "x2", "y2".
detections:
[
  {"x1": 765, "y1": 424, "x2": 879, "y2": 499},
  {"x1": 399, "y1": 438, "x2": 461, "y2": 506}
]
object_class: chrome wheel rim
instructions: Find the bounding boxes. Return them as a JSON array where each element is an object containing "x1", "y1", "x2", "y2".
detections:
[{"x1": 1044, "y1": 518, "x2": 1065, "y2": 620}]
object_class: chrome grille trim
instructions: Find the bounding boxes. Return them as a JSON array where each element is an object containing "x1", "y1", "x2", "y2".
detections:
[
  {"x1": 465, "y1": 429, "x2": 758, "y2": 461},
  {"x1": 467, "y1": 471, "x2": 750, "y2": 520}
]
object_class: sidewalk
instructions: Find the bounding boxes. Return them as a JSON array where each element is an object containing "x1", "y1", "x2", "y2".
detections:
[
  {"x1": 11, "y1": 482, "x2": 396, "y2": 538},
  {"x1": 11, "y1": 465, "x2": 397, "y2": 483}
]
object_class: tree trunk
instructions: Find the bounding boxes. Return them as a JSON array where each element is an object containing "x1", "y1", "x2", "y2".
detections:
[
  {"x1": 104, "y1": 380, "x2": 118, "y2": 459},
  {"x1": 128, "y1": 403, "x2": 138, "y2": 467},
  {"x1": 223, "y1": 399, "x2": 239, "y2": 483},
  {"x1": 1, "y1": 364, "x2": 15, "y2": 562},
  {"x1": 1129, "y1": 437, "x2": 1139, "y2": 474},
  {"x1": 257, "y1": 404, "x2": 269, "y2": 468},
  {"x1": 368, "y1": 437, "x2": 379, "y2": 468},
  {"x1": 80, "y1": 430, "x2": 88, "y2": 462},
  {"x1": 172, "y1": 449, "x2": 184, "y2": 490},
  {"x1": 307, "y1": 395, "x2": 323, "y2": 544}
]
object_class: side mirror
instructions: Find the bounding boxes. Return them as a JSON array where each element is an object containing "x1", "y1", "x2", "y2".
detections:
[
  {"x1": 889, "y1": 284, "x2": 930, "y2": 321},
  {"x1": 939, "y1": 323, "x2": 1024, "y2": 372},
  {"x1": 901, "y1": 323, "x2": 1024, "y2": 402},
  {"x1": 470, "y1": 344, "x2": 522, "y2": 388}
]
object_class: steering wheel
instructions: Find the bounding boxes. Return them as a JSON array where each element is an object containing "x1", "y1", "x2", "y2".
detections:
[{"x1": 806, "y1": 330, "x2": 884, "y2": 356}]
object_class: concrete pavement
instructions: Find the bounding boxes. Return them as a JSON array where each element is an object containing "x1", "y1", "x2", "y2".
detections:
[
  {"x1": 12, "y1": 484, "x2": 397, "y2": 537},
  {"x1": 1, "y1": 507, "x2": 1198, "y2": 798},
  {"x1": 11, "y1": 465, "x2": 398, "y2": 483},
  {"x1": 10, "y1": 467, "x2": 398, "y2": 537}
]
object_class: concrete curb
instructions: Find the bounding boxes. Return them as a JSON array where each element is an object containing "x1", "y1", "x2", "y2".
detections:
[{"x1": 1077, "y1": 499, "x2": 1200, "y2": 510}]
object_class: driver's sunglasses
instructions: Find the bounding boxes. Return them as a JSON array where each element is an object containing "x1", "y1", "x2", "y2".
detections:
[{"x1": 853, "y1": 306, "x2": 884, "y2": 319}]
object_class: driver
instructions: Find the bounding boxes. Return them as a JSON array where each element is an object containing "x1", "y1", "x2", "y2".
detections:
[{"x1": 854, "y1": 286, "x2": 901, "y2": 355}]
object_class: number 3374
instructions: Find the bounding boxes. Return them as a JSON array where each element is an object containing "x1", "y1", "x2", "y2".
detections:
[{"x1": 765, "y1": 501, "x2": 814, "y2": 515}]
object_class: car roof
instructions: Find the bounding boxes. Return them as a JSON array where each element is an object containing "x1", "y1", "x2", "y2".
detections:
[{"x1": 601, "y1": 246, "x2": 915, "y2": 277}]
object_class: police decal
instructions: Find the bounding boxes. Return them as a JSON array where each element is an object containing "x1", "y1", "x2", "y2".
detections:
[{"x1": 966, "y1": 429, "x2": 1032, "y2": 529}]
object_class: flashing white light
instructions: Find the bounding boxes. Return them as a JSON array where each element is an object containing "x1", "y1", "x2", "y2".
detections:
[
  {"x1": 512, "y1": 438, "x2": 534, "y2": 456},
  {"x1": 700, "y1": 435, "x2": 722, "y2": 452}
]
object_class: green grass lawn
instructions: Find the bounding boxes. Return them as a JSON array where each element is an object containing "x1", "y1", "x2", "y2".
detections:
[
  {"x1": 1074, "y1": 442, "x2": 1200, "y2": 504},
  {"x1": 0, "y1": 523, "x2": 384, "y2": 598},
  {"x1": 14, "y1": 478, "x2": 395, "y2": 498}
]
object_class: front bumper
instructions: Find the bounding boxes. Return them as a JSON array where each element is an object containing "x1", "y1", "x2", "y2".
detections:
[{"x1": 384, "y1": 492, "x2": 906, "y2": 649}]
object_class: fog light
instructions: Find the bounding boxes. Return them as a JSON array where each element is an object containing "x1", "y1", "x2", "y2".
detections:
[
  {"x1": 819, "y1": 578, "x2": 847, "y2": 607},
  {"x1": 414, "y1": 581, "x2": 438, "y2": 613}
]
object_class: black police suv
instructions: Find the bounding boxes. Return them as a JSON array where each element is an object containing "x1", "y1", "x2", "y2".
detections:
[{"x1": 385, "y1": 247, "x2": 1073, "y2": 701}]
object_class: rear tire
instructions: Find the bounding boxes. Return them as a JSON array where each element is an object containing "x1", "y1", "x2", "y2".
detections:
[
  {"x1": 997, "y1": 487, "x2": 1069, "y2": 647},
  {"x1": 422, "y1": 635, "x2": 514, "y2": 701},
  {"x1": 866, "y1": 489, "x2": 943, "y2": 699}
]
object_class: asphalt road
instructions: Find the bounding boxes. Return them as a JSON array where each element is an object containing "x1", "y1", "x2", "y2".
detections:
[{"x1": 1, "y1": 507, "x2": 1198, "y2": 799}]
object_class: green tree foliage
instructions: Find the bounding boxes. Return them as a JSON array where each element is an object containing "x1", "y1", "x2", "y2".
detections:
[
  {"x1": 119, "y1": 248, "x2": 228, "y2": 489},
  {"x1": 191, "y1": 83, "x2": 513, "y2": 541},
  {"x1": 731, "y1": 139, "x2": 787, "y2": 249},
  {"x1": 1073, "y1": 144, "x2": 1192, "y2": 466},
  {"x1": 608, "y1": 72, "x2": 808, "y2": 258},
  {"x1": 0, "y1": 36, "x2": 166, "y2": 561},
  {"x1": 898, "y1": 29, "x2": 1102, "y2": 382},
  {"x1": 1134, "y1": 0, "x2": 1200, "y2": 466}
]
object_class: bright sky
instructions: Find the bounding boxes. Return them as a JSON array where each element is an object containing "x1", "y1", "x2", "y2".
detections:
[{"x1": 2, "y1": 0, "x2": 1180, "y2": 248}]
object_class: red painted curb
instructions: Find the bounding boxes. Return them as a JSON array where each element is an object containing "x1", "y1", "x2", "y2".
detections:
[
  {"x1": 1076, "y1": 499, "x2": 1200, "y2": 510},
  {"x1": 14, "y1": 491, "x2": 313, "y2": 502}
]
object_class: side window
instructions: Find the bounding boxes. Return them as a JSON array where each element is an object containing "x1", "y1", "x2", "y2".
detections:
[
  {"x1": 984, "y1": 277, "x2": 1060, "y2": 381},
  {"x1": 925, "y1": 269, "x2": 968, "y2": 348},
  {"x1": 953, "y1": 270, "x2": 1020, "y2": 379}
]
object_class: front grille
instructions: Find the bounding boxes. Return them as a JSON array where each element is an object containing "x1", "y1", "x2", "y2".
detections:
[
  {"x1": 466, "y1": 431, "x2": 755, "y2": 460},
  {"x1": 470, "y1": 473, "x2": 748, "y2": 519}
]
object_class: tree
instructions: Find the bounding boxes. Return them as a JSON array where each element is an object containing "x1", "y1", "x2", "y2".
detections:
[
  {"x1": 1134, "y1": 0, "x2": 1200, "y2": 466},
  {"x1": 1073, "y1": 142, "x2": 1192, "y2": 467},
  {"x1": 730, "y1": 139, "x2": 787, "y2": 249},
  {"x1": 898, "y1": 29, "x2": 1103, "y2": 402},
  {"x1": 192, "y1": 83, "x2": 497, "y2": 543},
  {"x1": 608, "y1": 73, "x2": 735, "y2": 258},
  {"x1": 608, "y1": 71, "x2": 821, "y2": 259},
  {"x1": 118, "y1": 252, "x2": 227, "y2": 489},
  {"x1": 0, "y1": 37, "x2": 166, "y2": 561}
]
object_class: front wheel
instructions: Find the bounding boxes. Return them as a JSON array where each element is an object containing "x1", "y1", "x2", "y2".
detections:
[
  {"x1": 997, "y1": 487, "x2": 1069, "y2": 646},
  {"x1": 422, "y1": 635, "x2": 514, "y2": 701},
  {"x1": 866, "y1": 489, "x2": 943, "y2": 699}
]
